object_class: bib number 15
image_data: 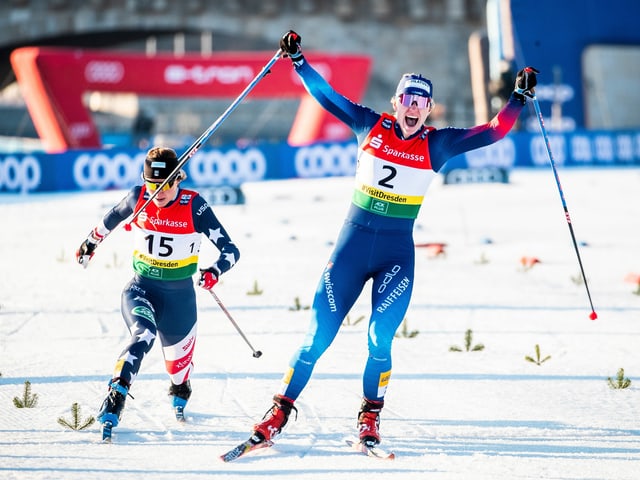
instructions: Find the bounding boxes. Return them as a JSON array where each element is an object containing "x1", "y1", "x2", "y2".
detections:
[{"x1": 145, "y1": 234, "x2": 197, "y2": 258}]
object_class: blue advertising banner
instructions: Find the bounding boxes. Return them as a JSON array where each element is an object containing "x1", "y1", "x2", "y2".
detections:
[
  {"x1": 0, "y1": 132, "x2": 638, "y2": 194},
  {"x1": 0, "y1": 141, "x2": 358, "y2": 194},
  {"x1": 441, "y1": 129, "x2": 640, "y2": 173}
]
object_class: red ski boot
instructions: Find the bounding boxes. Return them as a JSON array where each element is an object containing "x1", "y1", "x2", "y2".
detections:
[
  {"x1": 252, "y1": 394, "x2": 297, "y2": 443},
  {"x1": 357, "y1": 398, "x2": 383, "y2": 446}
]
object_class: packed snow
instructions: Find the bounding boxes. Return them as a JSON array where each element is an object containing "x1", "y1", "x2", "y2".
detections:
[{"x1": 1, "y1": 168, "x2": 639, "y2": 479}]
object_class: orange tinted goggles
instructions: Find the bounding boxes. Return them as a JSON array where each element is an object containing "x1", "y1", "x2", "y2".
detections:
[{"x1": 145, "y1": 178, "x2": 175, "y2": 192}]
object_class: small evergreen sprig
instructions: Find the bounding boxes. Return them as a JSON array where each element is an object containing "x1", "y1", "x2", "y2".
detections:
[
  {"x1": 105, "y1": 252, "x2": 123, "y2": 269},
  {"x1": 519, "y1": 256, "x2": 541, "y2": 272},
  {"x1": 474, "y1": 253, "x2": 490, "y2": 265},
  {"x1": 525, "y1": 344, "x2": 551, "y2": 365},
  {"x1": 394, "y1": 318, "x2": 419, "y2": 339},
  {"x1": 246, "y1": 280, "x2": 263, "y2": 296},
  {"x1": 449, "y1": 329, "x2": 484, "y2": 352},
  {"x1": 289, "y1": 296, "x2": 310, "y2": 311},
  {"x1": 607, "y1": 368, "x2": 631, "y2": 389},
  {"x1": 570, "y1": 272, "x2": 584, "y2": 286},
  {"x1": 13, "y1": 380, "x2": 39, "y2": 408},
  {"x1": 58, "y1": 403, "x2": 96, "y2": 430},
  {"x1": 343, "y1": 314, "x2": 365, "y2": 326}
]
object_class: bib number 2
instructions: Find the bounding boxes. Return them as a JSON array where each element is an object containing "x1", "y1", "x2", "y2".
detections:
[{"x1": 378, "y1": 165, "x2": 397, "y2": 189}]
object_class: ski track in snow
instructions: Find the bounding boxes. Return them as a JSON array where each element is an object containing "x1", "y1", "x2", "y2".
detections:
[{"x1": 1, "y1": 169, "x2": 639, "y2": 480}]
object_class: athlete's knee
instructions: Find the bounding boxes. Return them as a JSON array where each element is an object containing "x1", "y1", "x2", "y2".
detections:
[
  {"x1": 127, "y1": 336, "x2": 155, "y2": 357},
  {"x1": 368, "y1": 344, "x2": 392, "y2": 362},
  {"x1": 293, "y1": 345, "x2": 321, "y2": 367},
  {"x1": 130, "y1": 323, "x2": 157, "y2": 351},
  {"x1": 300, "y1": 325, "x2": 337, "y2": 359},
  {"x1": 367, "y1": 323, "x2": 397, "y2": 358}
]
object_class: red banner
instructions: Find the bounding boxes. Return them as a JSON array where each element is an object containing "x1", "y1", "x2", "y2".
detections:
[{"x1": 11, "y1": 47, "x2": 371, "y2": 152}]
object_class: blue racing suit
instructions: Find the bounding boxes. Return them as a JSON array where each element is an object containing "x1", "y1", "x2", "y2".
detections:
[
  {"x1": 97, "y1": 185, "x2": 239, "y2": 388},
  {"x1": 278, "y1": 59, "x2": 526, "y2": 403}
]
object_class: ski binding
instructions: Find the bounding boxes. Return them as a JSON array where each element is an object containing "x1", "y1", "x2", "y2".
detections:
[
  {"x1": 220, "y1": 435, "x2": 273, "y2": 462},
  {"x1": 346, "y1": 438, "x2": 395, "y2": 460},
  {"x1": 101, "y1": 421, "x2": 114, "y2": 443}
]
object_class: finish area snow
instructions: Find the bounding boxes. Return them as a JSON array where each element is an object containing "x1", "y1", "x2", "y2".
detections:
[{"x1": 1, "y1": 168, "x2": 639, "y2": 479}]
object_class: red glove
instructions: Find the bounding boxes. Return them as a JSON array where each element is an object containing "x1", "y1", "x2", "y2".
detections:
[{"x1": 198, "y1": 267, "x2": 219, "y2": 290}]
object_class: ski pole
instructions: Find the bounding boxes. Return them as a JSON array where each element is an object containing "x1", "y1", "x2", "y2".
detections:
[
  {"x1": 209, "y1": 290, "x2": 263, "y2": 358},
  {"x1": 529, "y1": 93, "x2": 597, "y2": 320},
  {"x1": 127, "y1": 49, "x2": 283, "y2": 226}
]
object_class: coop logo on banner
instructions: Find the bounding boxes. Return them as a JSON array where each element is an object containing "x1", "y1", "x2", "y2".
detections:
[
  {"x1": 188, "y1": 148, "x2": 267, "y2": 186},
  {"x1": 73, "y1": 152, "x2": 145, "y2": 190},
  {"x1": 0, "y1": 155, "x2": 41, "y2": 193},
  {"x1": 294, "y1": 143, "x2": 357, "y2": 177}
]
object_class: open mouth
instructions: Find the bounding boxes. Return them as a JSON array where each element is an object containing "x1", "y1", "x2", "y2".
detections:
[{"x1": 405, "y1": 115, "x2": 419, "y2": 128}]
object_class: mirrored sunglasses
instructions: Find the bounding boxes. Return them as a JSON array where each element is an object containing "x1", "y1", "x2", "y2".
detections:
[
  {"x1": 145, "y1": 178, "x2": 174, "y2": 192},
  {"x1": 399, "y1": 94, "x2": 431, "y2": 109}
]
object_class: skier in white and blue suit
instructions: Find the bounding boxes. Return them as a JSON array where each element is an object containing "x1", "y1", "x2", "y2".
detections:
[
  {"x1": 76, "y1": 146, "x2": 240, "y2": 435},
  {"x1": 246, "y1": 31, "x2": 538, "y2": 450}
]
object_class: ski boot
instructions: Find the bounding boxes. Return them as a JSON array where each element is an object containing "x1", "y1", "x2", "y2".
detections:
[
  {"x1": 357, "y1": 398, "x2": 383, "y2": 446},
  {"x1": 97, "y1": 378, "x2": 129, "y2": 441},
  {"x1": 219, "y1": 395, "x2": 298, "y2": 462},
  {"x1": 168, "y1": 380, "x2": 192, "y2": 422},
  {"x1": 252, "y1": 394, "x2": 297, "y2": 444}
]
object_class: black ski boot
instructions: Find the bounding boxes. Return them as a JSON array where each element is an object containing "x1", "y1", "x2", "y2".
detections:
[{"x1": 168, "y1": 380, "x2": 192, "y2": 421}]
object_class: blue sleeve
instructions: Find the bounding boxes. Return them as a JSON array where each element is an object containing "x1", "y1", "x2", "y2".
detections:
[
  {"x1": 427, "y1": 94, "x2": 525, "y2": 172},
  {"x1": 295, "y1": 60, "x2": 380, "y2": 143},
  {"x1": 102, "y1": 187, "x2": 140, "y2": 230},
  {"x1": 192, "y1": 194, "x2": 240, "y2": 275}
]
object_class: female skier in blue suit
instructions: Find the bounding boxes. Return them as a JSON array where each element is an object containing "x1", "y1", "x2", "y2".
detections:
[{"x1": 247, "y1": 30, "x2": 537, "y2": 450}]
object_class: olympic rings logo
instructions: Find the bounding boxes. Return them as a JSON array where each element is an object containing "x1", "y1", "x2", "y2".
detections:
[
  {"x1": 0, "y1": 155, "x2": 41, "y2": 193},
  {"x1": 73, "y1": 152, "x2": 145, "y2": 190},
  {"x1": 294, "y1": 143, "x2": 357, "y2": 178},
  {"x1": 84, "y1": 60, "x2": 125, "y2": 84},
  {"x1": 188, "y1": 148, "x2": 267, "y2": 186}
]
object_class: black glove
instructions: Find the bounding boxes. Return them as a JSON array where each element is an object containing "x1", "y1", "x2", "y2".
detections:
[
  {"x1": 279, "y1": 30, "x2": 303, "y2": 62},
  {"x1": 76, "y1": 228, "x2": 104, "y2": 268},
  {"x1": 514, "y1": 67, "x2": 539, "y2": 98}
]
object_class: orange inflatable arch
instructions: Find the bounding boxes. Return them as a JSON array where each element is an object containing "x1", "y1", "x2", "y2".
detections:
[{"x1": 11, "y1": 47, "x2": 371, "y2": 152}]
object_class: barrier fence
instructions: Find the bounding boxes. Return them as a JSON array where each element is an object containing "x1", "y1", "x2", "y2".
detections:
[{"x1": 1, "y1": 130, "x2": 639, "y2": 195}]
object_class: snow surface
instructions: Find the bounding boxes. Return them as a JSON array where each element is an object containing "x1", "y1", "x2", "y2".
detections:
[{"x1": 1, "y1": 168, "x2": 639, "y2": 479}]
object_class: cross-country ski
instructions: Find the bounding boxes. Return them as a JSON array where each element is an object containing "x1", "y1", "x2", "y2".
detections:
[
  {"x1": 345, "y1": 439, "x2": 395, "y2": 460},
  {"x1": 220, "y1": 436, "x2": 273, "y2": 462}
]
